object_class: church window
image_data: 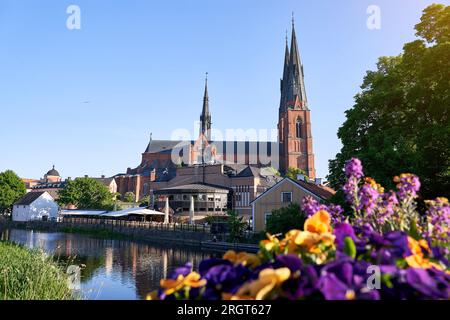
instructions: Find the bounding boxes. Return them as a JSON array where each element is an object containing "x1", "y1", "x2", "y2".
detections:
[{"x1": 296, "y1": 118, "x2": 302, "y2": 138}]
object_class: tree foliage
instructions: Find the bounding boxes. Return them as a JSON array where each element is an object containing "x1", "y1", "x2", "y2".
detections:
[
  {"x1": 227, "y1": 210, "x2": 247, "y2": 242},
  {"x1": 124, "y1": 192, "x2": 136, "y2": 203},
  {"x1": 328, "y1": 4, "x2": 450, "y2": 200},
  {"x1": 265, "y1": 203, "x2": 307, "y2": 235},
  {"x1": 57, "y1": 177, "x2": 115, "y2": 210},
  {"x1": 0, "y1": 170, "x2": 26, "y2": 214},
  {"x1": 285, "y1": 167, "x2": 307, "y2": 180}
]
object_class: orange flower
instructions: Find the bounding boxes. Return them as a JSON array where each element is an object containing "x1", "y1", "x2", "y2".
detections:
[
  {"x1": 235, "y1": 268, "x2": 291, "y2": 300},
  {"x1": 159, "y1": 272, "x2": 206, "y2": 295},
  {"x1": 304, "y1": 210, "x2": 332, "y2": 234},
  {"x1": 364, "y1": 177, "x2": 385, "y2": 193},
  {"x1": 145, "y1": 290, "x2": 159, "y2": 300},
  {"x1": 223, "y1": 250, "x2": 261, "y2": 268},
  {"x1": 405, "y1": 237, "x2": 441, "y2": 270}
]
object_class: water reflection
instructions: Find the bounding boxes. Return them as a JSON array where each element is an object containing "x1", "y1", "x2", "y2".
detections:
[{"x1": 0, "y1": 228, "x2": 212, "y2": 300}]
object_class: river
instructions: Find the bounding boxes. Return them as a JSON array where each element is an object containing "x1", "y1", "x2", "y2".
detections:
[{"x1": 0, "y1": 228, "x2": 213, "y2": 300}]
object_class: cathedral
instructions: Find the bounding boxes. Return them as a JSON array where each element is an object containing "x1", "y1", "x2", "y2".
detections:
[{"x1": 115, "y1": 21, "x2": 316, "y2": 220}]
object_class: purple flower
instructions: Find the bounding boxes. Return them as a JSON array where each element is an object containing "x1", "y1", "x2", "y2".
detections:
[
  {"x1": 378, "y1": 191, "x2": 399, "y2": 224},
  {"x1": 405, "y1": 268, "x2": 450, "y2": 299},
  {"x1": 273, "y1": 254, "x2": 303, "y2": 272},
  {"x1": 203, "y1": 264, "x2": 251, "y2": 297},
  {"x1": 334, "y1": 223, "x2": 357, "y2": 252},
  {"x1": 273, "y1": 255, "x2": 320, "y2": 299},
  {"x1": 395, "y1": 174, "x2": 421, "y2": 199},
  {"x1": 357, "y1": 184, "x2": 380, "y2": 215},
  {"x1": 302, "y1": 196, "x2": 322, "y2": 217},
  {"x1": 345, "y1": 158, "x2": 364, "y2": 179},
  {"x1": 302, "y1": 196, "x2": 344, "y2": 224},
  {"x1": 343, "y1": 176, "x2": 358, "y2": 205},
  {"x1": 424, "y1": 198, "x2": 450, "y2": 243},
  {"x1": 318, "y1": 259, "x2": 380, "y2": 300},
  {"x1": 199, "y1": 258, "x2": 232, "y2": 276},
  {"x1": 168, "y1": 262, "x2": 192, "y2": 279}
]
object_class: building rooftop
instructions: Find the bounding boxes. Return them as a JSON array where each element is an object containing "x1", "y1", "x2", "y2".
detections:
[
  {"x1": 14, "y1": 191, "x2": 49, "y2": 206},
  {"x1": 46, "y1": 165, "x2": 60, "y2": 177},
  {"x1": 154, "y1": 183, "x2": 231, "y2": 194}
]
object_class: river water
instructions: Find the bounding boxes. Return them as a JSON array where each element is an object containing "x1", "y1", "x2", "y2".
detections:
[{"x1": 0, "y1": 228, "x2": 213, "y2": 300}]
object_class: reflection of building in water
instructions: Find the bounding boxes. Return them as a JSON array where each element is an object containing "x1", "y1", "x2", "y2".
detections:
[
  {"x1": 105, "y1": 247, "x2": 114, "y2": 276},
  {"x1": 163, "y1": 251, "x2": 168, "y2": 279},
  {"x1": 0, "y1": 228, "x2": 212, "y2": 300}
]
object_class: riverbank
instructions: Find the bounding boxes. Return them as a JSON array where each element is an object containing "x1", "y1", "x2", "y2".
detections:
[
  {"x1": 0, "y1": 219, "x2": 259, "y2": 253},
  {"x1": 0, "y1": 241, "x2": 73, "y2": 300}
]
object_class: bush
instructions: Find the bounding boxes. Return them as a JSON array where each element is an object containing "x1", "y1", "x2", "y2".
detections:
[
  {"x1": 0, "y1": 241, "x2": 73, "y2": 300},
  {"x1": 265, "y1": 203, "x2": 307, "y2": 235},
  {"x1": 124, "y1": 192, "x2": 136, "y2": 203}
]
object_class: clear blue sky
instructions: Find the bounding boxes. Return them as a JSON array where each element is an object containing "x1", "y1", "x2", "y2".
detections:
[{"x1": 1, "y1": 0, "x2": 447, "y2": 180}]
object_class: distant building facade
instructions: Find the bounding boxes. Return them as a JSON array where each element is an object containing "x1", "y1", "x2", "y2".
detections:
[{"x1": 251, "y1": 177, "x2": 335, "y2": 232}]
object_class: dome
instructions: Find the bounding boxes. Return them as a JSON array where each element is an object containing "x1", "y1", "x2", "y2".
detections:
[{"x1": 46, "y1": 165, "x2": 60, "y2": 177}]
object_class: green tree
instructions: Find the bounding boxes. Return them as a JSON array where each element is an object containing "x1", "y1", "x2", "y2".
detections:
[
  {"x1": 124, "y1": 192, "x2": 136, "y2": 203},
  {"x1": 139, "y1": 195, "x2": 150, "y2": 206},
  {"x1": 227, "y1": 210, "x2": 247, "y2": 242},
  {"x1": 265, "y1": 203, "x2": 307, "y2": 235},
  {"x1": 0, "y1": 170, "x2": 26, "y2": 214},
  {"x1": 285, "y1": 167, "x2": 307, "y2": 180},
  {"x1": 57, "y1": 177, "x2": 115, "y2": 210},
  {"x1": 328, "y1": 4, "x2": 450, "y2": 199}
]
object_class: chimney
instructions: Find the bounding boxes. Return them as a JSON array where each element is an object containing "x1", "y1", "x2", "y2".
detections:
[
  {"x1": 315, "y1": 178, "x2": 322, "y2": 185},
  {"x1": 297, "y1": 174, "x2": 305, "y2": 181}
]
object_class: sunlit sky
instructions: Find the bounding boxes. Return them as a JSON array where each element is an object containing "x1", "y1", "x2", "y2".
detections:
[{"x1": 1, "y1": 0, "x2": 448, "y2": 180}]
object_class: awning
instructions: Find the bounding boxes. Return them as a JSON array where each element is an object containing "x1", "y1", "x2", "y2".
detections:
[
  {"x1": 100, "y1": 207, "x2": 165, "y2": 218},
  {"x1": 60, "y1": 210, "x2": 108, "y2": 216}
]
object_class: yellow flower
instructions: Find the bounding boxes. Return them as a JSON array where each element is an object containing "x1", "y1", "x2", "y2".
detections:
[
  {"x1": 405, "y1": 237, "x2": 442, "y2": 270},
  {"x1": 160, "y1": 275, "x2": 185, "y2": 295},
  {"x1": 183, "y1": 272, "x2": 207, "y2": 288},
  {"x1": 260, "y1": 233, "x2": 282, "y2": 252},
  {"x1": 364, "y1": 177, "x2": 385, "y2": 193},
  {"x1": 145, "y1": 290, "x2": 159, "y2": 300},
  {"x1": 223, "y1": 250, "x2": 261, "y2": 268},
  {"x1": 235, "y1": 268, "x2": 291, "y2": 300},
  {"x1": 304, "y1": 210, "x2": 332, "y2": 234},
  {"x1": 286, "y1": 229, "x2": 335, "y2": 255},
  {"x1": 159, "y1": 272, "x2": 206, "y2": 295}
]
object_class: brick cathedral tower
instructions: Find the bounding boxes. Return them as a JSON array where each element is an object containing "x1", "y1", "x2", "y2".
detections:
[{"x1": 278, "y1": 19, "x2": 315, "y2": 178}]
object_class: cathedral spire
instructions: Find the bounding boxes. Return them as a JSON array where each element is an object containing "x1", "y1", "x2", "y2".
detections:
[
  {"x1": 282, "y1": 30, "x2": 290, "y2": 81},
  {"x1": 200, "y1": 73, "x2": 212, "y2": 141},
  {"x1": 281, "y1": 16, "x2": 308, "y2": 110}
]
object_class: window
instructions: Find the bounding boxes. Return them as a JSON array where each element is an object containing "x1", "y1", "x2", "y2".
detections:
[
  {"x1": 281, "y1": 192, "x2": 292, "y2": 203},
  {"x1": 264, "y1": 213, "x2": 272, "y2": 225},
  {"x1": 296, "y1": 118, "x2": 302, "y2": 138}
]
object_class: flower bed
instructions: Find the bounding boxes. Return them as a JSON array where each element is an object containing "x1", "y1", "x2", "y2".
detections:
[{"x1": 148, "y1": 159, "x2": 449, "y2": 300}]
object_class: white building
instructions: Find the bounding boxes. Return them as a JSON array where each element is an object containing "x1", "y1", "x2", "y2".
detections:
[{"x1": 12, "y1": 191, "x2": 59, "y2": 222}]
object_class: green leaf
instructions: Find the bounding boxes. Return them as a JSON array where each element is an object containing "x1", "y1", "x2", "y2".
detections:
[
  {"x1": 343, "y1": 237, "x2": 357, "y2": 259},
  {"x1": 408, "y1": 219, "x2": 421, "y2": 240}
]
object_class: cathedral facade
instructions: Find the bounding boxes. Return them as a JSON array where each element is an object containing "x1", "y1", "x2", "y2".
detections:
[{"x1": 115, "y1": 21, "x2": 315, "y2": 218}]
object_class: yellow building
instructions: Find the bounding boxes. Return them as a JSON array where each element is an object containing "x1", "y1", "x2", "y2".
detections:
[{"x1": 251, "y1": 177, "x2": 335, "y2": 232}]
